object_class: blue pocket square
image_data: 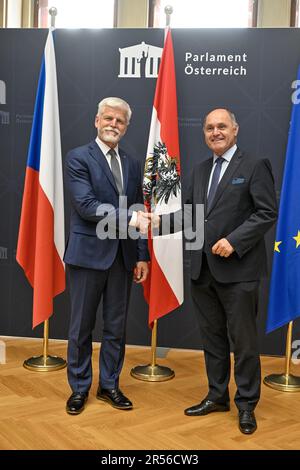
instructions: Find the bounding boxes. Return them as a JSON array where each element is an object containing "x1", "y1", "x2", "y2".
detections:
[{"x1": 232, "y1": 177, "x2": 245, "y2": 185}]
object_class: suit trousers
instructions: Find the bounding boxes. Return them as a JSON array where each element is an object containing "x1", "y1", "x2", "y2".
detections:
[
  {"x1": 67, "y1": 248, "x2": 133, "y2": 393},
  {"x1": 191, "y1": 254, "x2": 261, "y2": 411}
]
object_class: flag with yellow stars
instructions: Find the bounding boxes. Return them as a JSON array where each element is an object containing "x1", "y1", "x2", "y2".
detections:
[{"x1": 267, "y1": 67, "x2": 300, "y2": 332}]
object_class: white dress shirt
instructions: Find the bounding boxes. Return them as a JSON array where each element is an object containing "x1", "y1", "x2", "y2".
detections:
[
  {"x1": 95, "y1": 137, "x2": 138, "y2": 227},
  {"x1": 95, "y1": 137, "x2": 124, "y2": 187}
]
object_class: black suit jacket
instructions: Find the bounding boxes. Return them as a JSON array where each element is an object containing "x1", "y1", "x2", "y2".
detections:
[{"x1": 187, "y1": 148, "x2": 278, "y2": 282}]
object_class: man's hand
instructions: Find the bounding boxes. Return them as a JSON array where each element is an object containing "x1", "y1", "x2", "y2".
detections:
[
  {"x1": 136, "y1": 211, "x2": 152, "y2": 234},
  {"x1": 212, "y1": 238, "x2": 234, "y2": 257},
  {"x1": 134, "y1": 261, "x2": 149, "y2": 283},
  {"x1": 150, "y1": 213, "x2": 161, "y2": 229}
]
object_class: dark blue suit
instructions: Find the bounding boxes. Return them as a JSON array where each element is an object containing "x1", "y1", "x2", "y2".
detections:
[{"x1": 64, "y1": 140, "x2": 149, "y2": 392}]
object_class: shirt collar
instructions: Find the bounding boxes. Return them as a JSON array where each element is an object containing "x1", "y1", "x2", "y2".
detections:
[
  {"x1": 95, "y1": 137, "x2": 119, "y2": 158},
  {"x1": 213, "y1": 144, "x2": 237, "y2": 163}
]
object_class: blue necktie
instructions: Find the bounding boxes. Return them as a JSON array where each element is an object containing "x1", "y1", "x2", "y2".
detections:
[{"x1": 207, "y1": 157, "x2": 224, "y2": 211}]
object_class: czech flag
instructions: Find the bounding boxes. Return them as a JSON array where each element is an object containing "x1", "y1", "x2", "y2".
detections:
[{"x1": 16, "y1": 30, "x2": 65, "y2": 328}]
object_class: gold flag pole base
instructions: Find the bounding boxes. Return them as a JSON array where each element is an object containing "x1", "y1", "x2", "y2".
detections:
[
  {"x1": 264, "y1": 322, "x2": 300, "y2": 392},
  {"x1": 131, "y1": 321, "x2": 175, "y2": 382},
  {"x1": 263, "y1": 373, "x2": 300, "y2": 392},
  {"x1": 23, "y1": 355, "x2": 66, "y2": 372},
  {"x1": 130, "y1": 364, "x2": 174, "y2": 382},
  {"x1": 23, "y1": 320, "x2": 66, "y2": 372}
]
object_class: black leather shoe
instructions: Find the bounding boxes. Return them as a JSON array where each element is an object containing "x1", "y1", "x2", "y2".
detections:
[
  {"x1": 184, "y1": 399, "x2": 230, "y2": 416},
  {"x1": 96, "y1": 387, "x2": 133, "y2": 410},
  {"x1": 66, "y1": 392, "x2": 88, "y2": 415},
  {"x1": 238, "y1": 410, "x2": 257, "y2": 434}
]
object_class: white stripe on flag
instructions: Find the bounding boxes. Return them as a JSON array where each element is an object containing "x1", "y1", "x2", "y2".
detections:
[
  {"x1": 154, "y1": 235, "x2": 184, "y2": 304},
  {"x1": 39, "y1": 31, "x2": 65, "y2": 263},
  {"x1": 147, "y1": 110, "x2": 184, "y2": 304}
]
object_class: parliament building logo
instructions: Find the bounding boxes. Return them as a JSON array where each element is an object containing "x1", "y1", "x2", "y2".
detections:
[
  {"x1": 0, "y1": 247, "x2": 8, "y2": 260},
  {"x1": 118, "y1": 42, "x2": 163, "y2": 78},
  {"x1": 0, "y1": 80, "x2": 9, "y2": 125}
]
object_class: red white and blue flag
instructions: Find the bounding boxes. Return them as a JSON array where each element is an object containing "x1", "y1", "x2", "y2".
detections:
[
  {"x1": 143, "y1": 28, "x2": 184, "y2": 326},
  {"x1": 16, "y1": 30, "x2": 65, "y2": 328}
]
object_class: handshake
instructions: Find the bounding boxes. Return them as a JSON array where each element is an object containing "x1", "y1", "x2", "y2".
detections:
[{"x1": 135, "y1": 211, "x2": 160, "y2": 234}]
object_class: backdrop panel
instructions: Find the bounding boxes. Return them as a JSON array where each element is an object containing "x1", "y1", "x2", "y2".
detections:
[{"x1": 0, "y1": 28, "x2": 299, "y2": 354}]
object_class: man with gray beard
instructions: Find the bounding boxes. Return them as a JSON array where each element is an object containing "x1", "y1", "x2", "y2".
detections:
[{"x1": 64, "y1": 97, "x2": 150, "y2": 414}]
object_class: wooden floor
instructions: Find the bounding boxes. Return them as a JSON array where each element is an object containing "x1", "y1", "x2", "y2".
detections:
[{"x1": 0, "y1": 337, "x2": 299, "y2": 450}]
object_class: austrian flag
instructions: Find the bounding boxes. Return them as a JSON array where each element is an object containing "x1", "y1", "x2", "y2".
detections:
[{"x1": 143, "y1": 28, "x2": 184, "y2": 325}]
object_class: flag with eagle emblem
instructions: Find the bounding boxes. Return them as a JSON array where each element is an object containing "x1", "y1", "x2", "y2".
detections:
[{"x1": 143, "y1": 28, "x2": 184, "y2": 326}]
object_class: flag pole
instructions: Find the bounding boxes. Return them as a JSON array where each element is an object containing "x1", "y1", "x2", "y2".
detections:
[
  {"x1": 164, "y1": 4, "x2": 173, "y2": 27},
  {"x1": 263, "y1": 321, "x2": 300, "y2": 391},
  {"x1": 23, "y1": 320, "x2": 66, "y2": 371},
  {"x1": 23, "y1": 7, "x2": 66, "y2": 372},
  {"x1": 49, "y1": 6, "x2": 57, "y2": 28},
  {"x1": 131, "y1": 320, "x2": 175, "y2": 381},
  {"x1": 131, "y1": 6, "x2": 176, "y2": 382}
]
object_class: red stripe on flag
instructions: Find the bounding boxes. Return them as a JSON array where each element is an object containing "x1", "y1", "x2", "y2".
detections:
[
  {"x1": 154, "y1": 29, "x2": 180, "y2": 171},
  {"x1": 143, "y1": 238, "x2": 180, "y2": 326},
  {"x1": 16, "y1": 168, "x2": 65, "y2": 328}
]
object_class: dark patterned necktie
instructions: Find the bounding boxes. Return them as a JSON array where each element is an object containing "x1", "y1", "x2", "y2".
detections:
[
  {"x1": 207, "y1": 157, "x2": 224, "y2": 211},
  {"x1": 108, "y1": 148, "x2": 123, "y2": 194}
]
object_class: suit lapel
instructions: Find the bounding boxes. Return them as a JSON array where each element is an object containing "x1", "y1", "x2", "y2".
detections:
[
  {"x1": 206, "y1": 148, "x2": 243, "y2": 215},
  {"x1": 88, "y1": 141, "x2": 119, "y2": 195},
  {"x1": 200, "y1": 159, "x2": 213, "y2": 211}
]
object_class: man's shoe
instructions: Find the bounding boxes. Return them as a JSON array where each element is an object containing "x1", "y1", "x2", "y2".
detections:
[
  {"x1": 184, "y1": 398, "x2": 230, "y2": 416},
  {"x1": 97, "y1": 387, "x2": 133, "y2": 410},
  {"x1": 238, "y1": 410, "x2": 257, "y2": 434},
  {"x1": 66, "y1": 392, "x2": 88, "y2": 415}
]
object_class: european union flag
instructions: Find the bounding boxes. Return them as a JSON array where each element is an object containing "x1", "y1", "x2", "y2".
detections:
[{"x1": 267, "y1": 66, "x2": 300, "y2": 333}]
